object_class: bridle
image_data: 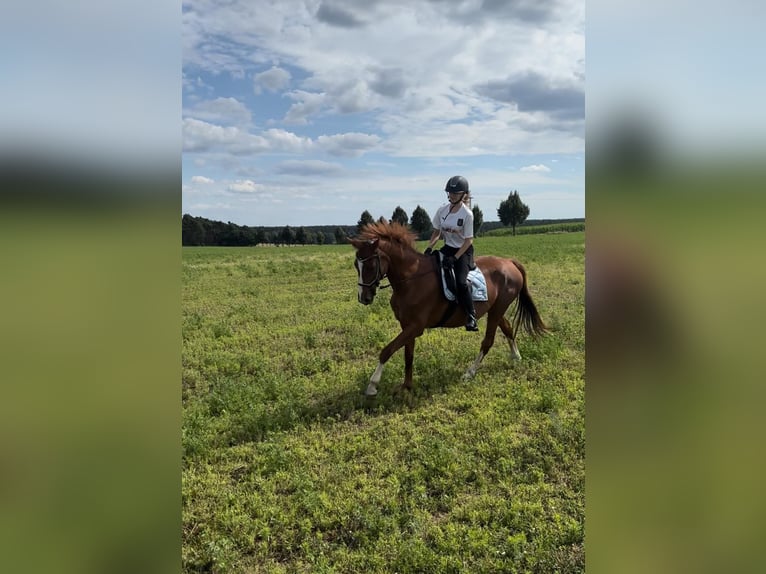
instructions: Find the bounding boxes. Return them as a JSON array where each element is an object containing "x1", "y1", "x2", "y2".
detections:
[
  {"x1": 356, "y1": 252, "x2": 386, "y2": 288},
  {"x1": 357, "y1": 249, "x2": 438, "y2": 291}
]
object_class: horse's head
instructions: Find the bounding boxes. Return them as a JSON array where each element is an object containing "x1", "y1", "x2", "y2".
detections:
[{"x1": 351, "y1": 237, "x2": 387, "y2": 305}]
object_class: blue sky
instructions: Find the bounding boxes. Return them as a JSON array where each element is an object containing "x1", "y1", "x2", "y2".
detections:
[{"x1": 182, "y1": 0, "x2": 585, "y2": 227}]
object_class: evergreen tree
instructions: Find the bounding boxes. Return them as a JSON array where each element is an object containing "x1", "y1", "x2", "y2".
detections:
[
  {"x1": 391, "y1": 206, "x2": 409, "y2": 226},
  {"x1": 472, "y1": 204, "x2": 484, "y2": 236},
  {"x1": 295, "y1": 226, "x2": 308, "y2": 244},
  {"x1": 410, "y1": 205, "x2": 433, "y2": 240},
  {"x1": 497, "y1": 190, "x2": 530, "y2": 236},
  {"x1": 281, "y1": 225, "x2": 295, "y2": 245},
  {"x1": 334, "y1": 227, "x2": 347, "y2": 244},
  {"x1": 357, "y1": 210, "x2": 374, "y2": 232}
]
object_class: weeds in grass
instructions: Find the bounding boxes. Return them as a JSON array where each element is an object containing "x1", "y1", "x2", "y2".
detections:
[{"x1": 182, "y1": 233, "x2": 584, "y2": 573}]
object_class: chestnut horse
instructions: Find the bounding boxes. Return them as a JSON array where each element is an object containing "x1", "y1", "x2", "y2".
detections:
[{"x1": 351, "y1": 221, "x2": 547, "y2": 396}]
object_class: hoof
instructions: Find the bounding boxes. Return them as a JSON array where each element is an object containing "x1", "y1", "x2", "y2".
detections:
[
  {"x1": 365, "y1": 383, "x2": 378, "y2": 397},
  {"x1": 393, "y1": 383, "x2": 412, "y2": 395}
]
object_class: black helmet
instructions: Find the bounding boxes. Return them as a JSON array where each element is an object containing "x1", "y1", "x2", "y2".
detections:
[{"x1": 445, "y1": 175, "x2": 470, "y2": 194}]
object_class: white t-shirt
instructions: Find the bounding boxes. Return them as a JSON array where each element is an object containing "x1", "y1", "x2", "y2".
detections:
[{"x1": 432, "y1": 202, "x2": 474, "y2": 248}]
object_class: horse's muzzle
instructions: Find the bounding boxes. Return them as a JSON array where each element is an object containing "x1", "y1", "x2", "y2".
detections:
[{"x1": 358, "y1": 286, "x2": 377, "y2": 305}]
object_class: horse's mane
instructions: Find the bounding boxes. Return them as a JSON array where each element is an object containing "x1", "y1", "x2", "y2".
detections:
[{"x1": 358, "y1": 221, "x2": 418, "y2": 251}]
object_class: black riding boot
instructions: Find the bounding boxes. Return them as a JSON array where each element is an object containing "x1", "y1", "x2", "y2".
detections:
[{"x1": 457, "y1": 284, "x2": 479, "y2": 331}]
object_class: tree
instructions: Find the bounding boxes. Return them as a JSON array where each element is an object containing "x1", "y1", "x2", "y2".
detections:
[
  {"x1": 410, "y1": 205, "x2": 433, "y2": 240},
  {"x1": 254, "y1": 227, "x2": 267, "y2": 245},
  {"x1": 391, "y1": 206, "x2": 409, "y2": 226},
  {"x1": 281, "y1": 225, "x2": 295, "y2": 245},
  {"x1": 357, "y1": 210, "x2": 374, "y2": 233},
  {"x1": 497, "y1": 190, "x2": 530, "y2": 236},
  {"x1": 295, "y1": 226, "x2": 308, "y2": 244},
  {"x1": 182, "y1": 214, "x2": 205, "y2": 245},
  {"x1": 472, "y1": 204, "x2": 484, "y2": 236},
  {"x1": 334, "y1": 227, "x2": 347, "y2": 244}
]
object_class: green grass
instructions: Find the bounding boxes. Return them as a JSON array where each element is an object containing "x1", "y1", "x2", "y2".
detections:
[
  {"x1": 483, "y1": 223, "x2": 585, "y2": 237},
  {"x1": 182, "y1": 232, "x2": 584, "y2": 573}
]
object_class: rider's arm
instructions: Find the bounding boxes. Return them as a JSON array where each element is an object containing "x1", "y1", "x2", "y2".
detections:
[
  {"x1": 425, "y1": 229, "x2": 441, "y2": 251},
  {"x1": 454, "y1": 237, "x2": 473, "y2": 260}
]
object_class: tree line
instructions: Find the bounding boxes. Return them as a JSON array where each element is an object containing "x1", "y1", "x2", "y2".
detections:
[
  {"x1": 182, "y1": 214, "x2": 356, "y2": 246},
  {"x1": 183, "y1": 190, "x2": 577, "y2": 246}
]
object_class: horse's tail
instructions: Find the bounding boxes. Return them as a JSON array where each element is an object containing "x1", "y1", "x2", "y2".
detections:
[{"x1": 511, "y1": 259, "x2": 548, "y2": 338}]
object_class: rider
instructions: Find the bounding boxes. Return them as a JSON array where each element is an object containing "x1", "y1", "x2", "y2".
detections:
[{"x1": 424, "y1": 175, "x2": 478, "y2": 331}]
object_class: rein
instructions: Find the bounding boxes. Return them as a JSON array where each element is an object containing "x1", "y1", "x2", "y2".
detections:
[
  {"x1": 358, "y1": 250, "x2": 437, "y2": 290},
  {"x1": 381, "y1": 266, "x2": 437, "y2": 289}
]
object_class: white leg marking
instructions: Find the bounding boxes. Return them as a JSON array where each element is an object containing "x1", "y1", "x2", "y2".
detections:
[
  {"x1": 366, "y1": 362, "x2": 384, "y2": 396},
  {"x1": 463, "y1": 351, "x2": 485, "y2": 380}
]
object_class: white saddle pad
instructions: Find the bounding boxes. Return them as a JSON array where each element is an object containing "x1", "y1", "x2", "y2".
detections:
[{"x1": 437, "y1": 253, "x2": 488, "y2": 302}]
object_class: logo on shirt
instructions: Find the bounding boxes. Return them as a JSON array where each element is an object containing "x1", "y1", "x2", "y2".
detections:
[{"x1": 457, "y1": 218, "x2": 464, "y2": 226}]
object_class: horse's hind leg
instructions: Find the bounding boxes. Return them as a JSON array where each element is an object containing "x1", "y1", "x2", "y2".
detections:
[
  {"x1": 464, "y1": 313, "x2": 500, "y2": 380},
  {"x1": 499, "y1": 316, "x2": 521, "y2": 360}
]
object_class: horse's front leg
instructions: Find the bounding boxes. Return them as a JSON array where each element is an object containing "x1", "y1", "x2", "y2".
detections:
[
  {"x1": 394, "y1": 338, "x2": 415, "y2": 394},
  {"x1": 365, "y1": 325, "x2": 422, "y2": 396}
]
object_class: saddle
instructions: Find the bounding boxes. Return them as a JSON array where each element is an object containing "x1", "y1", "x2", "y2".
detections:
[{"x1": 433, "y1": 252, "x2": 488, "y2": 302}]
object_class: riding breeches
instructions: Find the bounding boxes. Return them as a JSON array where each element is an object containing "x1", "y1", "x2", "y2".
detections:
[{"x1": 440, "y1": 244, "x2": 474, "y2": 289}]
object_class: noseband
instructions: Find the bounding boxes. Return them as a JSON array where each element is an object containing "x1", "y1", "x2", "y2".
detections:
[{"x1": 357, "y1": 252, "x2": 386, "y2": 288}]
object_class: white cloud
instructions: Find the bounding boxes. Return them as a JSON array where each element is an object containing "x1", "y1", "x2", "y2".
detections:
[
  {"x1": 182, "y1": 0, "x2": 584, "y2": 225},
  {"x1": 263, "y1": 128, "x2": 314, "y2": 153},
  {"x1": 521, "y1": 164, "x2": 552, "y2": 172},
  {"x1": 183, "y1": 0, "x2": 584, "y2": 136},
  {"x1": 227, "y1": 179, "x2": 265, "y2": 194},
  {"x1": 191, "y1": 175, "x2": 214, "y2": 184},
  {"x1": 185, "y1": 97, "x2": 252, "y2": 126},
  {"x1": 183, "y1": 117, "x2": 244, "y2": 151},
  {"x1": 253, "y1": 66, "x2": 291, "y2": 94},
  {"x1": 316, "y1": 132, "x2": 381, "y2": 157},
  {"x1": 284, "y1": 90, "x2": 327, "y2": 124}
]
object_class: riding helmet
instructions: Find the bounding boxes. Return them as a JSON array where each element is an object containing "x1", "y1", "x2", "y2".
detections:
[{"x1": 445, "y1": 175, "x2": 470, "y2": 194}]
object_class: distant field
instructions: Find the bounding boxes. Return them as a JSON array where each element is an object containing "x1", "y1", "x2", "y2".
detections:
[
  {"x1": 483, "y1": 222, "x2": 586, "y2": 236},
  {"x1": 182, "y1": 232, "x2": 585, "y2": 573}
]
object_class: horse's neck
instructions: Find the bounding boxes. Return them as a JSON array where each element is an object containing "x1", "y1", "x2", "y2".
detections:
[{"x1": 382, "y1": 246, "x2": 419, "y2": 282}]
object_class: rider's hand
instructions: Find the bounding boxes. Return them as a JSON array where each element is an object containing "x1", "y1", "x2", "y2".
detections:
[{"x1": 424, "y1": 247, "x2": 433, "y2": 255}]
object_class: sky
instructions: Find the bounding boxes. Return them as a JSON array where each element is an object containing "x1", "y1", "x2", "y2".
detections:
[
  {"x1": 181, "y1": 0, "x2": 585, "y2": 227},
  {"x1": 586, "y1": 0, "x2": 766, "y2": 165}
]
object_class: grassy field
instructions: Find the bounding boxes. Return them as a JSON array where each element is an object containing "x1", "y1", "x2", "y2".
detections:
[
  {"x1": 483, "y1": 223, "x2": 585, "y2": 237},
  {"x1": 182, "y1": 232, "x2": 584, "y2": 573}
]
